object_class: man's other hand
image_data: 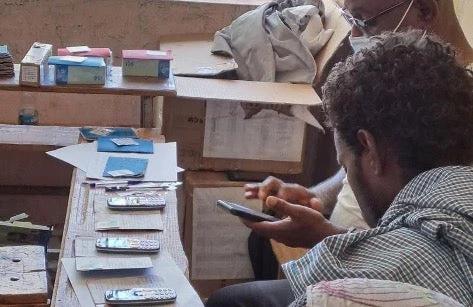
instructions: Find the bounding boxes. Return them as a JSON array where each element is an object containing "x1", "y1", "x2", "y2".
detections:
[
  {"x1": 244, "y1": 176, "x2": 317, "y2": 208},
  {"x1": 240, "y1": 196, "x2": 347, "y2": 248}
]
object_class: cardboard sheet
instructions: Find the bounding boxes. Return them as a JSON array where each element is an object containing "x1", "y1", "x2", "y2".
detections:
[
  {"x1": 47, "y1": 142, "x2": 178, "y2": 182},
  {"x1": 75, "y1": 256, "x2": 152, "y2": 271},
  {"x1": 93, "y1": 195, "x2": 163, "y2": 231},
  {"x1": 203, "y1": 100, "x2": 305, "y2": 161},
  {"x1": 61, "y1": 250, "x2": 203, "y2": 307},
  {"x1": 191, "y1": 187, "x2": 260, "y2": 280},
  {"x1": 160, "y1": 34, "x2": 237, "y2": 77}
]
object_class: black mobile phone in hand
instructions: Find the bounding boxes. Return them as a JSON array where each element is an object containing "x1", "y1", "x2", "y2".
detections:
[
  {"x1": 105, "y1": 287, "x2": 177, "y2": 305},
  {"x1": 217, "y1": 200, "x2": 280, "y2": 222}
]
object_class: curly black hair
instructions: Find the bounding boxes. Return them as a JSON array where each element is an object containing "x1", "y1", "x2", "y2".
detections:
[{"x1": 322, "y1": 30, "x2": 473, "y2": 176}]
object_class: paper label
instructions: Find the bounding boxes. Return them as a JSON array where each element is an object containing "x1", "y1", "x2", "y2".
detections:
[
  {"x1": 146, "y1": 50, "x2": 167, "y2": 56},
  {"x1": 59, "y1": 56, "x2": 87, "y2": 63},
  {"x1": 90, "y1": 128, "x2": 112, "y2": 136},
  {"x1": 107, "y1": 169, "x2": 136, "y2": 177},
  {"x1": 66, "y1": 46, "x2": 91, "y2": 53},
  {"x1": 111, "y1": 138, "x2": 139, "y2": 146},
  {"x1": 21, "y1": 65, "x2": 38, "y2": 83},
  {"x1": 203, "y1": 100, "x2": 304, "y2": 162}
]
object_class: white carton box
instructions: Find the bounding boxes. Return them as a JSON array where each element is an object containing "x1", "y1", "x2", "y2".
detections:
[{"x1": 20, "y1": 42, "x2": 52, "y2": 87}]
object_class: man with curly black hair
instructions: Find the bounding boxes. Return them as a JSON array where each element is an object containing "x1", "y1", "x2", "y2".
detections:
[
  {"x1": 244, "y1": 0, "x2": 473, "y2": 235},
  {"x1": 206, "y1": 30, "x2": 473, "y2": 307}
]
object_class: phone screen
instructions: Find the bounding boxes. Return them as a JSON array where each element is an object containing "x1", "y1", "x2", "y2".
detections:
[
  {"x1": 217, "y1": 200, "x2": 280, "y2": 222},
  {"x1": 96, "y1": 237, "x2": 129, "y2": 249},
  {"x1": 107, "y1": 197, "x2": 139, "y2": 207},
  {"x1": 106, "y1": 289, "x2": 138, "y2": 301}
]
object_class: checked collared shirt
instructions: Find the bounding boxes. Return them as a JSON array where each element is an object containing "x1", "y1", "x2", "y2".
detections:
[{"x1": 282, "y1": 166, "x2": 473, "y2": 306}]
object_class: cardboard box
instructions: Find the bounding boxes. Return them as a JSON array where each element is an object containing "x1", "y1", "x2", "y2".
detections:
[
  {"x1": 163, "y1": 78, "x2": 315, "y2": 174},
  {"x1": 48, "y1": 56, "x2": 106, "y2": 85},
  {"x1": 20, "y1": 42, "x2": 52, "y2": 87},
  {"x1": 161, "y1": 0, "x2": 350, "y2": 177},
  {"x1": 183, "y1": 171, "x2": 259, "y2": 298},
  {"x1": 122, "y1": 50, "x2": 172, "y2": 78}
]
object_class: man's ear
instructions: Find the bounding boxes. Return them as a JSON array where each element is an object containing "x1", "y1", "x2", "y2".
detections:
[
  {"x1": 357, "y1": 129, "x2": 384, "y2": 175},
  {"x1": 414, "y1": 0, "x2": 440, "y2": 23}
]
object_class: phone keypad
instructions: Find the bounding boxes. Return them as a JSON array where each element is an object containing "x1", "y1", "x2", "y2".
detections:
[
  {"x1": 137, "y1": 197, "x2": 166, "y2": 207},
  {"x1": 136, "y1": 288, "x2": 176, "y2": 300},
  {"x1": 127, "y1": 239, "x2": 160, "y2": 250}
]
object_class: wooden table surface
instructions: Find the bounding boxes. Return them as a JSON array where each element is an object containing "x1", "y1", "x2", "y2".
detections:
[{"x1": 51, "y1": 130, "x2": 190, "y2": 306}]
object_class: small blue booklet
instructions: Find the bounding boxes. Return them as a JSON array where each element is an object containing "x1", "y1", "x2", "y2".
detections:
[
  {"x1": 97, "y1": 137, "x2": 154, "y2": 154},
  {"x1": 103, "y1": 157, "x2": 148, "y2": 178},
  {"x1": 80, "y1": 127, "x2": 137, "y2": 141}
]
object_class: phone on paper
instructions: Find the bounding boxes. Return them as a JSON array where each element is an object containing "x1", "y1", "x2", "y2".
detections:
[
  {"x1": 107, "y1": 196, "x2": 166, "y2": 210},
  {"x1": 95, "y1": 237, "x2": 160, "y2": 253},
  {"x1": 216, "y1": 200, "x2": 280, "y2": 222},
  {"x1": 104, "y1": 287, "x2": 177, "y2": 305}
]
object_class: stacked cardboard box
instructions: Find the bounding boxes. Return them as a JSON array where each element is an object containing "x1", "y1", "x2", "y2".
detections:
[
  {"x1": 183, "y1": 171, "x2": 259, "y2": 298},
  {"x1": 161, "y1": 0, "x2": 351, "y2": 298}
]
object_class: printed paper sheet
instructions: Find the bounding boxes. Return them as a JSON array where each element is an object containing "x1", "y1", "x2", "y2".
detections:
[
  {"x1": 191, "y1": 187, "x2": 261, "y2": 280},
  {"x1": 203, "y1": 100, "x2": 305, "y2": 162}
]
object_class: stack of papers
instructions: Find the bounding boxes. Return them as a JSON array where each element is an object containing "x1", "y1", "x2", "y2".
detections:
[
  {"x1": 0, "y1": 45, "x2": 14, "y2": 77},
  {"x1": 47, "y1": 141, "x2": 178, "y2": 182}
]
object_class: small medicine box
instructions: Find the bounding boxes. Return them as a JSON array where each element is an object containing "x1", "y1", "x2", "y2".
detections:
[
  {"x1": 48, "y1": 56, "x2": 106, "y2": 85},
  {"x1": 122, "y1": 50, "x2": 172, "y2": 78},
  {"x1": 57, "y1": 47, "x2": 113, "y2": 75},
  {"x1": 20, "y1": 42, "x2": 53, "y2": 87}
]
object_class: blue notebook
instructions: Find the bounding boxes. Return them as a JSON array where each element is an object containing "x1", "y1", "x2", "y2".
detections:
[
  {"x1": 103, "y1": 157, "x2": 148, "y2": 178},
  {"x1": 80, "y1": 127, "x2": 137, "y2": 141},
  {"x1": 97, "y1": 137, "x2": 154, "y2": 154}
]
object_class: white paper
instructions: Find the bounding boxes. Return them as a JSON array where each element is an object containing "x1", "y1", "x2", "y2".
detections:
[
  {"x1": 191, "y1": 187, "x2": 261, "y2": 280},
  {"x1": 146, "y1": 50, "x2": 167, "y2": 56},
  {"x1": 291, "y1": 104, "x2": 324, "y2": 131},
  {"x1": 75, "y1": 256, "x2": 152, "y2": 271},
  {"x1": 47, "y1": 142, "x2": 96, "y2": 170},
  {"x1": 95, "y1": 212, "x2": 163, "y2": 231},
  {"x1": 66, "y1": 46, "x2": 91, "y2": 53},
  {"x1": 47, "y1": 142, "x2": 178, "y2": 182},
  {"x1": 203, "y1": 100, "x2": 305, "y2": 162},
  {"x1": 58, "y1": 55, "x2": 88, "y2": 63},
  {"x1": 86, "y1": 142, "x2": 177, "y2": 182}
]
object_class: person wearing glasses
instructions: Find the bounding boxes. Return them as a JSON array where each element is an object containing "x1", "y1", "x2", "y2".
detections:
[
  {"x1": 206, "y1": 29, "x2": 473, "y2": 307},
  {"x1": 245, "y1": 0, "x2": 473, "y2": 236}
]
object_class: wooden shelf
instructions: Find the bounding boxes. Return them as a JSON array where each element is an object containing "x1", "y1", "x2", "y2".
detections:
[{"x1": 0, "y1": 65, "x2": 177, "y2": 127}]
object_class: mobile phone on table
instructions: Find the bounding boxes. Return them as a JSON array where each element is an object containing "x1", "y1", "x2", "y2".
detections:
[
  {"x1": 107, "y1": 196, "x2": 166, "y2": 210},
  {"x1": 216, "y1": 200, "x2": 280, "y2": 222},
  {"x1": 95, "y1": 237, "x2": 160, "y2": 253},
  {"x1": 105, "y1": 287, "x2": 177, "y2": 305}
]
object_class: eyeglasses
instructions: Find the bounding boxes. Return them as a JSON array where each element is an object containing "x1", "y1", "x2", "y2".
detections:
[{"x1": 340, "y1": 0, "x2": 411, "y2": 30}]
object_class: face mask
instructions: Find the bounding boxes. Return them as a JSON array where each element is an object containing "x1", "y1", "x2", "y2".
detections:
[
  {"x1": 349, "y1": 0, "x2": 414, "y2": 53},
  {"x1": 349, "y1": 35, "x2": 376, "y2": 53}
]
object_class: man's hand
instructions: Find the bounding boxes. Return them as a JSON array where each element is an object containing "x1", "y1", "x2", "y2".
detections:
[
  {"x1": 240, "y1": 196, "x2": 347, "y2": 248},
  {"x1": 244, "y1": 176, "x2": 323, "y2": 212}
]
